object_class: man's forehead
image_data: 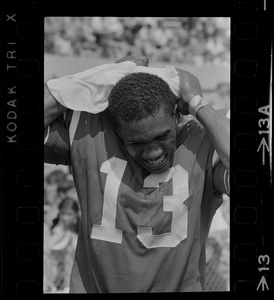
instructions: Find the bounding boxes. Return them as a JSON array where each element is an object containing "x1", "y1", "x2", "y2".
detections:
[{"x1": 118, "y1": 108, "x2": 174, "y2": 141}]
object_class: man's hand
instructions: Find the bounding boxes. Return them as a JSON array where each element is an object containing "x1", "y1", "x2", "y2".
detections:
[
  {"x1": 175, "y1": 68, "x2": 203, "y2": 115},
  {"x1": 115, "y1": 56, "x2": 149, "y2": 67}
]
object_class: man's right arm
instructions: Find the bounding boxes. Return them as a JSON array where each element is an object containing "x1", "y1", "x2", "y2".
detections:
[
  {"x1": 44, "y1": 114, "x2": 71, "y2": 166},
  {"x1": 44, "y1": 83, "x2": 70, "y2": 165},
  {"x1": 44, "y1": 83, "x2": 67, "y2": 128}
]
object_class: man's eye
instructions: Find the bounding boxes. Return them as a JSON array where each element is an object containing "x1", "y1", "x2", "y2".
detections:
[
  {"x1": 158, "y1": 134, "x2": 168, "y2": 140},
  {"x1": 127, "y1": 142, "x2": 140, "y2": 147}
]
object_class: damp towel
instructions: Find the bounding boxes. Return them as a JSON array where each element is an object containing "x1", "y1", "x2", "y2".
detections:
[{"x1": 47, "y1": 61, "x2": 180, "y2": 114}]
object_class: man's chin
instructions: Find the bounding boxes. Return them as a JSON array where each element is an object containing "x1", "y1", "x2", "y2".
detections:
[{"x1": 147, "y1": 165, "x2": 170, "y2": 174}]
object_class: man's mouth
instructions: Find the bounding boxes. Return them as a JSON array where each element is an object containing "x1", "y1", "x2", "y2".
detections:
[
  {"x1": 145, "y1": 154, "x2": 166, "y2": 165},
  {"x1": 143, "y1": 154, "x2": 168, "y2": 169}
]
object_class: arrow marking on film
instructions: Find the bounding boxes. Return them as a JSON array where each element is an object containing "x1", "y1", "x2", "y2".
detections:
[
  {"x1": 256, "y1": 276, "x2": 269, "y2": 291},
  {"x1": 257, "y1": 137, "x2": 269, "y2": 165}
]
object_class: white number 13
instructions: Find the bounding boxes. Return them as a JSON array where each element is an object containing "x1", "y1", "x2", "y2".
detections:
[{"x1": 91, "y1": 157, "x2": 189, "y2": 248}]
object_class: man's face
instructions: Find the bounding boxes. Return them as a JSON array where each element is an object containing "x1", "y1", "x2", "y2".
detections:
[{"x1": 117, "y1": 106, "x2": 177, "y2": 174}]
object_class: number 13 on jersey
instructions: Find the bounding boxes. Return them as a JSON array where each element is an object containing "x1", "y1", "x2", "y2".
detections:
[{"x1": 91, "y1": 157, "x2": 189, "y2": 249}]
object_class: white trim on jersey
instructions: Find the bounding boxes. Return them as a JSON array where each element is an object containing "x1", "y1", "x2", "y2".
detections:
[
  {"x1": 223, "y1": 168, "x2": 230, "y2": 195},
  {"x1": 44, "y1": 126, "x2": 50, "y2": 144},
  {"x1": 69, "y1": 111, "x2": 81, "y2": 146},
  {"x1": 212, "y1": 151, "x2": 219, "y2": 168}
]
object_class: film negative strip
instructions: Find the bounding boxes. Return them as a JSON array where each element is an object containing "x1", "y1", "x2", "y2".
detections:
[
  {"x1": 1, "y1": 0, "x2": 44, "y2": 294},
  {"x1": 0, "y1": 0, "x2": 273, "y2": 295},
  {"x1": 231, "y1": 4, "x2": 272, "y2": 292}
]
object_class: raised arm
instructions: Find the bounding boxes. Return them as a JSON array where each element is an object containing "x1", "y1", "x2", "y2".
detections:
[
  {"x1": 44, "y1": 83, "x2": 67, "y2": 128},
  {"x1": 196, "y1": 104, "x2": 229, "y2": 171},
  {"x1": 176, "y1": 68, "x2": 230, "y2": 171}
]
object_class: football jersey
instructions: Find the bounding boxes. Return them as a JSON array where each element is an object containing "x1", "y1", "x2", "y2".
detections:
[{"x1": 44, "y1": 110, "x2": 225, "y2": 293}]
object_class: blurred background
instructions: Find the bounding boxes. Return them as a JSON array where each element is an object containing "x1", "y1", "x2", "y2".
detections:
[{"x1": 44, "y1": 16, "x2": 230, "y2": 293}]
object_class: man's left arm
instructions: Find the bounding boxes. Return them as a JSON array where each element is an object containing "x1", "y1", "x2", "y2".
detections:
[
  {"x1": 176, "y1": 68, "x2": 230, "y2": 171},
  {"x1": 196, "y1": 105, "x2": 230, "y2": 171}
]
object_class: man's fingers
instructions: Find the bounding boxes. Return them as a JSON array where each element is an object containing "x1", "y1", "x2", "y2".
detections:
[
  {"x1": 176, "y1": 68, "x2": 203, "y2": 101},
  {"x1": 115, "y1": 56, "x2": 149, "y2": 67},
  {"x1": 176, "y1": 68, "x2": 195, "y2": 91}
]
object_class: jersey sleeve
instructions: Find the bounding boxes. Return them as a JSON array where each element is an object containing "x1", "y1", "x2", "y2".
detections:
[
  {"x1": 44, "y1": 114, "x2": 71, "y2": 165},
  {"x1": 211, "y1": 107, "x2": 230, "y2": 196},
  {"x1": 212, "y1": 160, "x2": 230, "y2": 196}
]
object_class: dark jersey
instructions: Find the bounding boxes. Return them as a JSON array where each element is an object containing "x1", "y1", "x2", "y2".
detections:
[{"x1": 44, "y1": 110, "x2": 227, "y2": 292}]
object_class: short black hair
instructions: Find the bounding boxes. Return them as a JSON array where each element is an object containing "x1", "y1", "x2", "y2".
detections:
[{"x1": 108, "y1": 72, "x2": 179, "y2": 127}]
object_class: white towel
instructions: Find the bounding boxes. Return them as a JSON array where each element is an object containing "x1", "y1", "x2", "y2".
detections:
[{"x1": 47, "y1": 61, "x2": 180, "y2": 114}]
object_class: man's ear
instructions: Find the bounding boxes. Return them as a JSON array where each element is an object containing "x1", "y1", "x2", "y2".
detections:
[
  {"x1": 174, "y1": 103, "x2": 178, "y2": 115},
  {"x1": 174, "y1": 104, "x2": 180, "y2": 125}
]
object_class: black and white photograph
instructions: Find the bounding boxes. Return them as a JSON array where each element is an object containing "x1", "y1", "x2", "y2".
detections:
[{"x1": 43, "y1": 17, "x2": 230, "y2": 293}]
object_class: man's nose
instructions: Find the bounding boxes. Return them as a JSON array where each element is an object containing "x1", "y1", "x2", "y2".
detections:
[{"x1": 143, "y1": 145, "x2": 163, "y2": 161}]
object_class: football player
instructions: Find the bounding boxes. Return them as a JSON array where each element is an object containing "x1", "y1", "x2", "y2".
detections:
[{"x1": 44, "y1": 56, "x2": 229, "y2": 292}]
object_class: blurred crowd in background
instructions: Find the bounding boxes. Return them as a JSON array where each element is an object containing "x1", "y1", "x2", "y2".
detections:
[
  {"x1": 44, "y1": 166, "x2": 79, "y2": 293},
  {"x1": 45, "y1": 17, "x2": 230, "y2": 67}
]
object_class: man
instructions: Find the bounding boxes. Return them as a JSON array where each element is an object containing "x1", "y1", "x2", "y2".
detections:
[{"x1": 44, "y1": 56, "x2": 229, "y2": 292}]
